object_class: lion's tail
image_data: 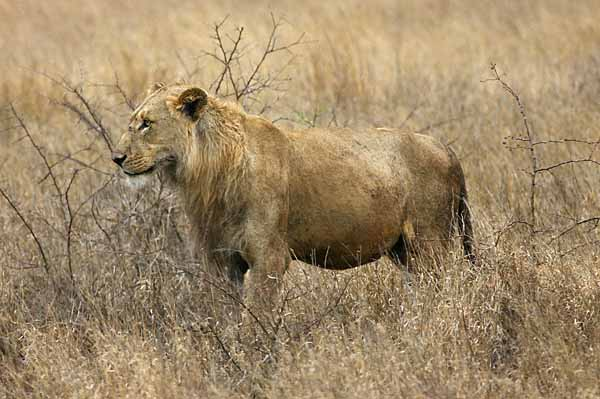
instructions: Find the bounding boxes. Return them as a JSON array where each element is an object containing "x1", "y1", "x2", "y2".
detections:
[
  {"x1": 456, "y1": 167, "x2": 476, "y2": 265},
  {"x1": 448, "y1": 146, "x2": 476, "y2": 266}
]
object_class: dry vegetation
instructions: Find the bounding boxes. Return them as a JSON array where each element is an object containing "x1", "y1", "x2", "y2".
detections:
[{"x1": 1, "y1": 0, "x2": 600, "y2": 397}]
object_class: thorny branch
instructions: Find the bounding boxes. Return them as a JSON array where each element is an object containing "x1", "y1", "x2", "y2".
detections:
[
  {"x1": 65, "y1": 169, "x2": 80, "y2": 288},
  {"x1": 9, "y1": 103, "x2": 63, "y2": 203},
  {"x1": 112, "y1": 72, "x2": 136, "y2": 111},
  {"x1": 34, "y1": 70, "x2": 114, "y2": 152},
  {"x1": 210, "y1": 17, "x2": 244, "y2": 97},
  {"x1": 178, "y1": 267, "x2": 273, "y2": 340},
  {"x1": 485, "y1": 63, "x2": 538, "y2": 238},
  {"x1": 0, "y1": 187, "x2": 51, "y2": 276},
  {"x1": 204, "y1": 14, "x2": 306, "y2": 111},
  {"x1": 5, "y1": 92, "x2": 117, "y2": 290},
  {"x1": 550, "y1": 217, "x2": 600, "y2": 243},
  {"x1": 60, "y1": 85, "x2": 114, "y2": 152},
  {"x1": 238, "y1": 14, "x2": 305, "y2": 101},
  {"x1": 486, "y1": 63, "x2": 600, "y2": 254},
  {"x1": 202, "y1": 320, "x2": 244, "y2": 376}
]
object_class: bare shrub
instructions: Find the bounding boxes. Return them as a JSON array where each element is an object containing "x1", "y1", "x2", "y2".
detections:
[
  {"x1": 485, "y1": 63, "x2": 600, "y2": 259},
  {"x1": 1, "y1": 3, "x2": 600, "y2": 397}
]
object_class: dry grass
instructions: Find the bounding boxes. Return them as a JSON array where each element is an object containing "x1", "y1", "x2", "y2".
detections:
[{"x1": 1, "y1": 0, "x2": 600, "y2": 397}]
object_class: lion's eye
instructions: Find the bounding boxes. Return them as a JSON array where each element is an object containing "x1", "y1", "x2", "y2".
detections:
[{"x1": 139, "y1": 119, "x2": 152, "y2": 132}]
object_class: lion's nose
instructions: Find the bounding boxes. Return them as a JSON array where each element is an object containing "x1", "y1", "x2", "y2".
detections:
[{"x1": 111, "y1": 152, "x2": 127, "y2": 167}]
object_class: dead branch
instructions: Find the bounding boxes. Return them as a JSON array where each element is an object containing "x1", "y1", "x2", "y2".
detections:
[
  {"x1": 64, "y1": 169, "x2": 80, "y2": 288},
  {"x1": 210, "y1": 17, "x2": 244, "y2": 97},
  {"x1": 59, "y1": 85, "x2": 114, "y2": 152},
  {"x1": 302, "y1": 275, "x2": 353, "y2": 334},
  {"x1": 50, "y1": 152, "x2": 112, "y2": 177},
  {"x1": 528, "y1": 138, "x2": 600, "y2": 146},
  {"x1": 558, "y1": 239, "x2": 600, "y2": 258},
  {"x1": 177, "y1": 267, "x2": 273, "y2": 340},
  {"x1": 203, "y1": 320, "x2": 244, "y2": 375},
  {"x1": 112, "y1": 73, "x2": 136, "y2": 111},
  {"x1": 38, "y1": 148, "x2": 87, "y2": 184},
  {"x1": 493, "y1": 220, "x2": 535, "y2": 248},
  {"x1": 0, "y1": 187, "x2": 50, "y2": 275},
  {"x1": 549, "y1": 217, "x2": 600, "y2": 243},
  {"x1": 34, "y1": 70, "x2": 114, "y2": 152},
  {"x1": 204, "y1": 14, "x2": 306, "y2": 112},
  {"x1": 485, "y1": 64, "x2": 538, "y2": 235},
  {"x1": 415, "y1": 113, "x2": 473, "y2": 134},
  {"x1": 9, "y1": 104, "x2": 63, "y2": 201},
  {"x1": 486, "y1": 63, "x2": 600, "y2": 256},
  {"x1": 237, "y1": 13, "x2": 305, "y2": 101},
  {"x1": 535, "y1": 158, "x2": 600, "y2": 173},
  {"x1": 398, "y1": 104, "x2": 421, "y2": 130}
]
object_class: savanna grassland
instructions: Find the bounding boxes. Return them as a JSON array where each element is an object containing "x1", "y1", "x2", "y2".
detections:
[{"x1": 1, "y1": 0, "x2": 600, "y2": 397}]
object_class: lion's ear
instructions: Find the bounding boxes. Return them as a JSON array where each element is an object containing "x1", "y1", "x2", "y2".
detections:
[
  {"x1": 146, "y1": 82, "x2": 166, "y2": 96},
  {"x1": 168, "y1": 87, "x2": 208, "y2": 121}
]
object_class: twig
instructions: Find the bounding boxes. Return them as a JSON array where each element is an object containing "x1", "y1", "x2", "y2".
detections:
[
  {"x1": 398, "y1": 104, "x2": 420, "y2": 130},
  {"x1": 178, "y1": 267, "x2": 273, "y2": 340},
  {"x1": 485, "y1": 63, "x2": 538, "y2": 243},
  {"x1": 526, "y1": 138, "x2": 600, "y2": 146},
  {"x1": 204, "y1": 14, "x2": 306, "y2": 111},
  {"x1": 112, "y1": 72, "x2": 136, "y2": 111},
  {"x1": 65, "y1": 86, "x2": 114, "y2": 152},
  {"x1": 0, "y1": 187, "x2": 51, "y2": 275},
  {"x1": 485, "y1": 63, "x2": 600, "y2": 257},
  {"x1": 9, "y1": 104, "x2": 63, "y2": 201},
  {"x1": 493, "y1": 220, "x2": 534, "y2": 248},
  {"x1": 237, "y1": 13, "x2": 305, "y2": 100},
  {"x1": 64, "y1": 170, "x2": 80, "y2": 288},
  {"x1": 535, "y1": 158, "x2": 600, "y2": 173},
  {"x1": 208, "y1": 17, "x2": 243, "y2": 97},
  {"x1": 204, "y1": 320, "x2": 244, "y2": 374},
  {"x1": 549, "y1": 217, "x2": 600, "y2": 243},
  {"x1": 558, "y1": 239, "x2": 600, "y2": 258},
  {"x1": 303, "y1": 275, "x2": 353, "y2": 333},
  {"x1": 34, "y1": 70, "x2": 114, "y2": 152},
  {"x1": 415, "y1": 114, "x2": 472, "y2": 133}
]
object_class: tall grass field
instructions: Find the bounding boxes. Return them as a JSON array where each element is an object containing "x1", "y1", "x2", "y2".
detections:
[{"x1": 1, "y1": 1, "x2": 600, "y2": 397}]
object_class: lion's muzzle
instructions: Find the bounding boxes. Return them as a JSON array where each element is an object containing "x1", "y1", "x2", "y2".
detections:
[
  {"x1": 111, "y1": 152, "x2": 156, "y2": 176},
  {"x1": 111, "y1": 151, "x2": 127, "y2": 167}
]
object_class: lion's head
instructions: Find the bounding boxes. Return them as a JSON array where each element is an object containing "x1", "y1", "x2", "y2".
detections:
[{"x1": 112, "y1": 83, "x2": 210, "y2": 185}]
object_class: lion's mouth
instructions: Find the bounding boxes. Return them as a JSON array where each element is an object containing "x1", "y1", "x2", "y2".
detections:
[{"x1": 123, "y1": 165, "x2": 156, "y2": 176}]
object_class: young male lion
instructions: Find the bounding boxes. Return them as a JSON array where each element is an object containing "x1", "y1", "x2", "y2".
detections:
[{"x1": 112, "y1": 83, "x2": 475, "y2": 310}]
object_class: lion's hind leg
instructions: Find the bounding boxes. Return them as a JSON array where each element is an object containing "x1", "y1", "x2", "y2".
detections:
[
  {"x1": 389, "y1": 234, "x2": 409, "y2": 268},
  {"x1": 229, "y1": 252, "x2": 250, "y2": 289},
  {"x1": 388, "y1": 220, "x2": 417, "y2": 271},
  {"x1": 388, "y1": 227, "x2": 420, "y2": 289},
  {"x1": 388, "y1": 219, "x2": 452, "y2": 277}
]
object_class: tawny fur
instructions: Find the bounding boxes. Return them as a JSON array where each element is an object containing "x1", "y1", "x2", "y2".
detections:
[{"x1": 113, "y1": 83, "x2": 475, "y2": 310}]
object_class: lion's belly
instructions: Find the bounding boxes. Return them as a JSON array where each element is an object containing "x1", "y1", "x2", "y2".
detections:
[
  {"x1": 287, "y1": 182, "x2": 406, "y2": 268},
  {"x1": 287, "y1": 219, "x2": 402, "y2": 269},
  {"x1": 286, "y1": 129, "x2": 410, "y2": 269}
]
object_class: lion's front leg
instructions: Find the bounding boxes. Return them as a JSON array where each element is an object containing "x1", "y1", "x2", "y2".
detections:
[
  {"x1": 240, "y1": 132, "x2": 291, "y2": 322},
  {"x1": 241, "y1": 200, "x2": 291, "y2": 319},
  {"x1": 243, "y1": 245, "x2": 290, "y2": 315},
  {"x1": 194, "y1": 246, "x2": 248, "y2": 309}
]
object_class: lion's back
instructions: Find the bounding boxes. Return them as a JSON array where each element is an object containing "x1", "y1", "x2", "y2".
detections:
[
  {"x1": 283, "y1": 126, "x2": 464, "y2": 267},
  {"x1": 286, "y1": 127, "x2": 454, "y2": 179},
  {"x1": 285, "y1": 127, "x2": 413, "y2": 266}
]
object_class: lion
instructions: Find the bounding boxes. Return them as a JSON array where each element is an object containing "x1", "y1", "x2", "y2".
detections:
[{"x1": 112, "y1": 83, "x2": 475, "y2": 310}]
